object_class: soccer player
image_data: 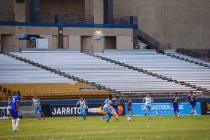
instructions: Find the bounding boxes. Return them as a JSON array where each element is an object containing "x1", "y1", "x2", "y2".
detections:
[
  {"x1": 112, "y1": 96, "x2": 121, "y2": 120},
  {"x1": 102, "y1": 95, "x2": 112, "y2": 122},
  {"x1": 171, "y1": 93, "x2": 180, "y2": 118},
  {"x1": 7, "y1": 95, "x2": 12, "y2": 119},
  {"x1": 187, "y1": 91, "x2": 197, "y2": 115},
  {"x1": 143, "y1": 94, "x2": 153, "y2": 118},
  {"x1": 76, "y1": 97, "x2": 88, "y2": 120},
  {"x1": 125, "y1": 97, "x2": 132, "y2": 121},
  {"x1": 11, "y1": 91, "x2": 21, "y2": 132},
  {"x1": 32, "y1": 96, "x2": 42, "y2": 120},
  {"x1": 103, "y1": 104, "x2": 113, "y2": 122}
]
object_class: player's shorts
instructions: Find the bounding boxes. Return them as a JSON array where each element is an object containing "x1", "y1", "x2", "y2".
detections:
[
  {"x1": 11, "y1": 109, "x2": 19, "y2": 119},
  {"x1": 127, "y1": 108, "x2": 132, "y2": 116},
  {"x1": 34, "y1": 106, "x2": 41, "y2": 112},
  {"x1": 173, "y1": 105, "x2": 179, "y2": 113},
  {"x1": 103, "y1": 107, "x2": 111, "y2": 114},
  {"x1": 127, "y1": 106, "x2": 132, "y2": 112},
  {"x1": 113, "y1": 106, "x2": 118, "y2": 113},
  {"x1": 145, "y1": 104, "x2": 152, "y2": 111},
  {"x1": 80, "y1": 107, "x2": 87, "y2": 116},
  {"x1": 190, "y1": 102, "x2": 196, "y2": 108},
  {"x1": 7, "y1": 106, "x2": 11, "y2": 115}
]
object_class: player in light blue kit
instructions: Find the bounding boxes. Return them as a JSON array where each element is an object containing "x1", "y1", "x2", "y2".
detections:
[
  {"x1": 102, "y1": 95, "x2": 112, "y2": 122},
  {"x1": 32, "y1": 96, "x2": 42, "y2": 120},
  {"x1": 76, "y1": 97, "x2": 88, "y2": 120},
  {"x1": 143, "y1": 94, "x2": 153, "y2": 118},
  {"x1": 125, "y1": 97, "x2": 133, "y2": 121},
  {"x1": 11, "y1": 91, "x2": 21, "y2": 132}
]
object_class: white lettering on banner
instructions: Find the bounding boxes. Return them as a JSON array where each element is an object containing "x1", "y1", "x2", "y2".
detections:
[
  {"x1": 51, "y1": 107, "x2": 80, "y2": 116},
  {"x1": 141, "y1": 104, "x2": 184, "y2": 111},
  {"x1": 66, "y1": 107, "x2": 70, "y2": 114}
]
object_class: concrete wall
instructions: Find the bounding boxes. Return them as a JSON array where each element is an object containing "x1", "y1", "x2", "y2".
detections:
[
  {"x1": 40, "y1": 0, "x2": 85, "y2": 18},
  {"x1": 0, "y1": 34, "x2": 1, "y2": 52},
  {"x1": 14, "y1": 0, "x2": 29, "y2": 22},
  {"x1": 113, "y1": 0, "x2": 210, "y2": 49},
  {"x1": 0, "y1": 0, "x2": 14, "y2": 13},
  {"x1": 69, "y1": 36, "x2": 81, "y2": 50},
  {"x1": 0, "y1": 25, "x2": 133, "y2": 52},
  {"x1": 1, "y1": 35, "x2": 19, "y2": 52},
  {"x1": 85, "y1": 0, "x2": 93, "y2": 16},
  {"x1": 93, "y1": 0, "x2": 104, "y2": 24}
]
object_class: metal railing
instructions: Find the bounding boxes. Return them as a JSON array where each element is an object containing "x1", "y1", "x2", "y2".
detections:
[
  {"x1": 0, "y1": 11, "x2": 15, "y2": 21},
  {"x1": 112, "y1": 16, "x2": 130, "y2": 24},
  {"x1": 39, "y1": 14, "x2": 134, "y2": 25},
  {"x1": 135, "y1": 29, "x2": 161, "y2": 51},
  {"x1": 39, "y1": 13, "x2": 94, "y2": 24}
]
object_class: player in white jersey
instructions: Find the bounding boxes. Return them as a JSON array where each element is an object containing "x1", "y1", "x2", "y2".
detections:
[
  {"x1": 32, "y1": 96, "x2": 42, "y2": 120},
  {"x1": 76, "y1": 97, "x2": 88, "y2": 120},
  {"x1": 143, "y1": 94, "x2": 153, "y2": 118},
  {"x1": 102, "y1": 95, "x2": 112, "y2": 122}
]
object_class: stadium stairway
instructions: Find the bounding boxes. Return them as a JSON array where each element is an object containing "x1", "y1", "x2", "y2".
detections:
[
  {"x1": 9, "y1": 51, "x2": 195, "y2": 97},
  {"x1": 95, "y1": 50, "x2": 210, "y2": 96}
]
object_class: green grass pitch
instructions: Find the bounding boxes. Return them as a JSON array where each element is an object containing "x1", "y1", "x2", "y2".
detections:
[{"x1": 0, "y1": 116, "x2": 210, "y2": 140}]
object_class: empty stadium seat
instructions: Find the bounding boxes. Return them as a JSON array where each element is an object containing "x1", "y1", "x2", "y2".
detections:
[
  {"x1": 96, "y1": 50, "x2": 210, "y2": 91},
  {"x1": 12, "y1": 51, "x2": 194, "y2": 96},
  {"x1": 0, "y1": 54, "x2": 109, "y2": 99}
]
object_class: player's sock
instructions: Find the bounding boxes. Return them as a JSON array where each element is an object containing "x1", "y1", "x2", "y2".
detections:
[
  {"x1": 12, "y1": 119, "x2": 16, "y2": 131},
  {"x1": 38, "y1": 111, "x2": 41, "y2": 119},
  {"x1": 115, "y1": 114, "x2": 118, "y2": 120},
  {"x1": 15, "y1": 118, "x2": 20, "y2": 130}
]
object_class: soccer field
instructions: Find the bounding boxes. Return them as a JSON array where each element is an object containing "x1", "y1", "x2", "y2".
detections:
[{"x1": 0, "y1": 116, "x2": 210, "y2": 140}]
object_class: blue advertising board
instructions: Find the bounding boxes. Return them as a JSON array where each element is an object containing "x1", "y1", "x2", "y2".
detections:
[{"x1": 125, "y1": 103, "x2": 201, "y2": 116}]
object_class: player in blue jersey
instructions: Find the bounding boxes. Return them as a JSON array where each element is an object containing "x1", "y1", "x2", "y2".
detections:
[
  {"x1": 171, "y1": 93, "x2": 180, "y2": 118},
  {"x1": 125, "y1": 97, "x2": 132, "y2": 121},
  {"x1": 11, "y1": 91, "x2": 21, "y2": 132},
  {"x1": 32, "y1": 96, "x2": 42, "y2": 120},
  {"x1": 112, "y1": 96, "x2": 121, "y2": 120},
  {"x1": 76, "y1": 97, "x2": 88, "y2": 120},
  {"x1": 143, "y1": 94, "x2": 153, "y2": 118},
  {"x1": 187, "y1": 91, "x2": 197, "y2": 115}
]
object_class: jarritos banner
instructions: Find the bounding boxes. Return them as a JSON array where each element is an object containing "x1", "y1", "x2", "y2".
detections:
[{"x1": 42, "y1": 104, "x2": 124, "y2": 117}]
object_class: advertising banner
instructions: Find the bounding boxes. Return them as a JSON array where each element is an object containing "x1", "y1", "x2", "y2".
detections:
[
  {"x1": 42, "y1": 104, "x2": 106, "y2": 117},
  {"x1": 19, "y1": 106, "x2": 36, "y2": 118},
  {"x1": 42, "y1": 104, "x2": 124, "y2": 117},
  {"x1": 124, "y1": 103, "x2": 201, "y2": 116},
  {"x1": 207, "y1": 103, "x2": 210, "y2": 115}
]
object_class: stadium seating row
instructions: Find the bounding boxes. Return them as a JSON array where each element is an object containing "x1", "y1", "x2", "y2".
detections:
[
  {"x1": 11, "y1": 51, "x2": 194, "y2": 97},
  {"x1": 96, "y1": 50, "x2": 210, "y2": 93},
  {"x1": 0, "y1": 83, "x2": 110, "y2": 100},
  {"x1": 0, "y1": 54, "x2": 110, "y2": 99}
]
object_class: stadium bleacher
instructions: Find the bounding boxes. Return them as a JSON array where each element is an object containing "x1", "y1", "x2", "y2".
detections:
[
  {"x1": 165, "y1": 50, "x2": 210, "y2": 68},
  {"x1": 0, "y1": 54, "x2": 109, "y2": 99},
  {"x1": 11, "y1": 51, "x2": 194, "y2": 97},
  {"x1": 96, "y1": 50, "x2": 210, "y2": 93}
]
